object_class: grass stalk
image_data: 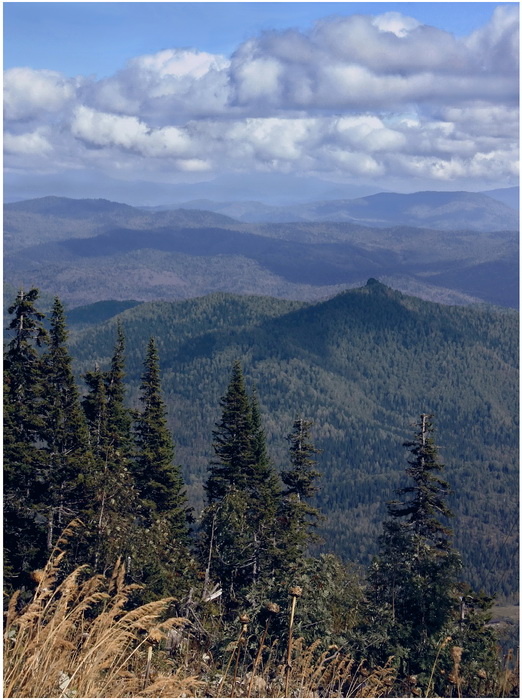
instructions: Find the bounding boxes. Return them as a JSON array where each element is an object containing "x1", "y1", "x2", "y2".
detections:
[{"x1": 285, "y1": 587, "x2": 302, "y2": 697}]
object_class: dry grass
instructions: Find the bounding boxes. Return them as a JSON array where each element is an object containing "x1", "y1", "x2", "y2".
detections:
[
  {"x1": 3, "y1": 524, "x2": 202, "y2": 698},
  {"x1": 202, "y1": 634, "x2": 396, "y2": 698},
  {"x1": 4, "y1": 537, "x2": 397, "y2": 699}
]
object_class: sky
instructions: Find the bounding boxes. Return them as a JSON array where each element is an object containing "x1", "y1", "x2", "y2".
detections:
[{"x1": 4, "y1": 2, "x2": 520, "y2": 204}]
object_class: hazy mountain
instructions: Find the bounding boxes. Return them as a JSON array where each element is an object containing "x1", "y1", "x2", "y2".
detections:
[
  {"x1": 67, "y1": 281, "x2": 519, "y2": 598},
  {"x1": 4, "y1": 196, "x2": 241, "y2": 253},
  {"x1": 482, "y1": 186, "x2": 519, "y2": 210},
  {"x1": 5, "y1": 194, "x2": 518, "y2": 308},
  {"x1": 177, "y1": 189, "x2": 519, "y2": 231},
  {"x1": 4, "y1": 170, "x2": 379, "y2": 208}
]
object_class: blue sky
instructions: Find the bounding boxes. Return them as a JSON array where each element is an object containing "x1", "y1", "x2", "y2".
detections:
[
  {"x1": 4, "y1": 2, "x2": 519, "y2": 204},
  {"x1": 5, "y1": 3, "x2": 507, "y2": 77}
]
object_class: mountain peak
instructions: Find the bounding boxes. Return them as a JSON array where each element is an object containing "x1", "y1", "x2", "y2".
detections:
[{"x1": 366, "y1": 277, "x2": 383, "y2": 287}]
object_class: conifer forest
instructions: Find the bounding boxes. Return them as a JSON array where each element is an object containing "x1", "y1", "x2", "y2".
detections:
[{"x1": 3, "y1": 285, "x2": 519, "y2": 698}]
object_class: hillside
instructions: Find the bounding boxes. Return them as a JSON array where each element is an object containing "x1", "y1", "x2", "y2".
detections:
[
  {"x1": 68, "y1": 281, "x2": 519, "y2": 599},
  {"x1": 4, "y1": 197, "x2": 518, "y2": 308}
]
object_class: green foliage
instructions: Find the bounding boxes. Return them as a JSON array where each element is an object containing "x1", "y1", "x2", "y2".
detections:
[
  {"x1": 69, "y1": 284, "x2": 519, "y2": 599},
  {"x1": 4, "y1": 289, "x2": 50, "y2": 587},
  {"x1": 81, "y1": 328, "x2": 138, "y2": 575},
  {"x1": 201, "y1": 361, "x2": 282, "y2": 610},
  {"x1": 131, "y1": 337, "x2": 193, "y2": 599},
  {"x1": 277, "y1": 418, "x2": 323, "y2": 575},
  {"x1": 39, "y1": 298, "x2": 94, "y2": 554},
  {"x1": 361, "y1": 417, "x2": 499, "y2": 695},
  {"x1": 389, "y1": 414, "x2": 453, "y2": 548}
]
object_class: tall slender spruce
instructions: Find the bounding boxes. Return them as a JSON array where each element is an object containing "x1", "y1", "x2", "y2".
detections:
[
  {"x1": 278, "y1": 418, "x2": 323, "y2": 572},
  {"x1": 4, "y1": 289, "x2": 49, "y2": 587},
  {"x1": 132, "y1": 338, "x2": 192, "y2": 597},
  {"x1": 41, "y1": 298, "x2": 93, "y2": 553},
  {"x1": 202, "y1": 361, "x2": 281, "y2": 607},
  {"x1": 81, "y1": 326, "x2": 136, "y2": 575},
  {"x1": 364, "y1": 415, "x2": 462, "y2": 687}
]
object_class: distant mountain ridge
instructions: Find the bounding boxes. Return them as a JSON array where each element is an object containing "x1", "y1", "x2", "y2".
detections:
[
  {"x1": 4, "y1": 190, "x2": 518, "y2": 309},
  {"x1": 175, "y1": 188, "x2": 519, "y2": 230}
]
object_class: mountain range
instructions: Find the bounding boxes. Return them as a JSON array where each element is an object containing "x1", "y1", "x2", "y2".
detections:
[
  {"x1": 65, "y1": 281, "x2": 519, "y2": 600},
  {"x1": 4, "y1": 188, "x2": 518, "y2": 309},
  {"x1": 175, "y1": 188, "x2": 519, "y2": 229}
]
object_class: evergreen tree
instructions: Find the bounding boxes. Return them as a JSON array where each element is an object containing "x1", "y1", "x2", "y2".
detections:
[
  {"x1": 363, "y1": 415, "x2": 463, "y2": 691},
  {"x1": 206, "y1": 361, "x2": 254, "y2": 503},
  {"x1": 40, "y1": 298, "x2": 93, "y2": 553},
  {"x1": 4, "y1": 289, "x2": 49, "y2": 587},
  {"x1": 105, "y1": 322, "x2": 132, "y2": 457},
  {"x1": 388, "y1": 413, "x2": 454, "y2": 548},
  {"x1": 81, "y1": 328, "x2": 137, "y2": 575},
  {"x1": 202, "y1": 362, "x2": 281, "y2": 608},
  {"x1": 131, "y1": 338, "x2": 192, "y2": 597},
  {"x1": 278, "y1": 418, "x2": 323, "y2": 573},
  {"x1": 249, "y1": 387, "x2": 282, "y2": 585}
]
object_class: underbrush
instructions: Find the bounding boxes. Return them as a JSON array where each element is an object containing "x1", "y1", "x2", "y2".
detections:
[
  {"x1": 3, "y1": 527, "x2": 518, "y2": 698},
  {"x1": 3, "y1": 528, "x2": 397, "y2": 698}
]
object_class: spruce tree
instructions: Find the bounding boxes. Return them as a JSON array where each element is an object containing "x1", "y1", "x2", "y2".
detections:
[
  {"x1": 364, "y1": 415, "x2": 463, "y2": 690},
  {"x1": 132, "y1": 338, "x2": 191, "y2": 597},
  {"x1": 40, "y1": 298, "x2": 93, "y2": 553},
  {"x1": 206, "y1": 361, "x2": 254, "y2": 503},
  {"x1": 81, "y1": 328, "x2": 137, "y2": 575},
  {"x1": 105, "y1": 322, "x2": 132, "y2": 457},
  {"x1": 202, "y1": 362, "x2": 281, "y2": 608},
  {"x1": 4, "y1": 289, "x2": 49, "y2": 587},
  {"x1": 278, "y1": 417, "x2": 323, "y2": 572}
]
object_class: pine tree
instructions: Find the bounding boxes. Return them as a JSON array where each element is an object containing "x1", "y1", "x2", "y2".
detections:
[
  {"x1": 81, "y1": 328, "x2": 137, "y2": 575},
  {"x1": 40, "y1": 298, "x2": 93, "y2": 553},
  {"x1": 4, "y1": 289, "x2": 49, "y2": 587},
  {"x1": 206, "y1": 361, "x2": 254, "y2": 503},
  {"x1": 132, "y1": 338, "x2": 192, "y2": 598},
  {"x1": 105, "y1": 322, "x2": 132, "y2": 457},
  {"x1": 278, "y1": 417, "x2": 323, "y2": 572},
  {"x1": 364, "y1": 415, "x2": 463, "y2": 690},
  {"x1": 202, "y1": 362, "x2": 281, "y2": 607}
]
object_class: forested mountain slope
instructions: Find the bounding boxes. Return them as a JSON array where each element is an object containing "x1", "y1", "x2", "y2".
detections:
[{"x1": 69, "y1": 281, "x2": 519, "y2": 599}]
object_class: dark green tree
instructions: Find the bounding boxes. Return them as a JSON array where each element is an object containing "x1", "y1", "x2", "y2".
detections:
[
  {"x1": 278, "y1": 418, "x2": 323, "y2": 572},
  {"x1": 248, "y1": 387, "x2": 282, "y2": 587},
  {"x1": 205, "y1": 361, "x2": 255, "y2": 503},
  {"x1": 81, "y1": 328, "x2": 137, "y2": 575},
  {"x1": 363, "y1": 415, "x2": 463, "y2": 691},
  {"x1": 105, "y1": 322, "x2": 133, "y2": 457},
  {"x1": 4, "y1": 289, "x2": 49, "y2": 588},
  {"x1": 202, "y1": 362, "x2": 282, "y2": 608},
  {"x1": 40, "y1": 298, "x2": 94, "y2": 553},
  {"x1": 131, "y1": 337, "x2": 192, "y2": 597}
]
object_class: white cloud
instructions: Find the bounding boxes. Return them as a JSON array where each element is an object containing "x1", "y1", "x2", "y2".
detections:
[
  {"x1": 3, "y1": 8, "x2": 519, "y2": 191},
  {"x1": 4, "y1": 67, "x2": 78, "y2": 121},
  {"x1": 372, "y1": 12, "x2": 420, "y2": 38},
  {"x1": 4, "y1": 128, "x2": 52, "y2": 155},
  {"x1": 71, "y1": 105, "x2": 194, "y2": 159},
  {"x1": 465, "y1": 4, "x2": 519, "y2": 74}
]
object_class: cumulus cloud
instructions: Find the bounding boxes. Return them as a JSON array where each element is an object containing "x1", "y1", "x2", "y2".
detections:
[
  {"x1": 4, "y1": 6, "x2": 519, "y2": 191},
  {"x1": 4, "y1": 67, "x2": 78, "y2": 121},
  {"x1": 4, "y1": 128, "x2": 53, "y2": 155}
]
